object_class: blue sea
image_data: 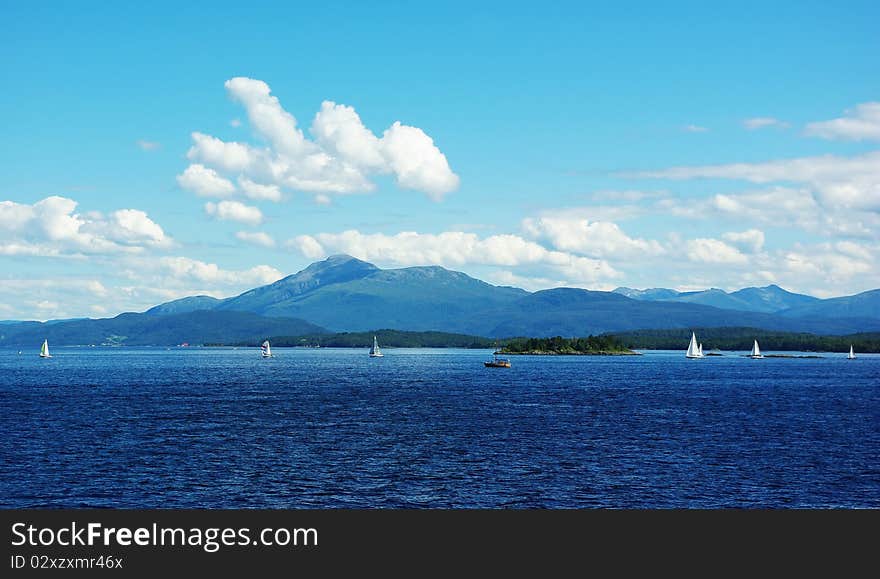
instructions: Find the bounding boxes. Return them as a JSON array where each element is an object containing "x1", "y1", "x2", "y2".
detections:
[{"x1": 1, "y1": 347, "x2": 877, "y2": 508}]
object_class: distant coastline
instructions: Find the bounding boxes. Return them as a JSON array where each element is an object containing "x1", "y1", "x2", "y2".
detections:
[{"x1": 497, "y1": 349, "x2": 640, "y2": 356}]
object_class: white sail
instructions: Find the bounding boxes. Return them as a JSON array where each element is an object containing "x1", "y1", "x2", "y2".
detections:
[
  {"x1": 40, "y1": 339, "x2": 51, "y2": 358},
  {"x1": 698, "y1": 343, "x2": 703, "y2": 357},
  {"x1": 750, "y1": 339, "x2": 762, "y2": 358},
  {"x1": 686, "y1": 332, "x2": 702, "y2": 358},
  {"x1": 261, "y1": 340, "x2": 271, "y2": 358},
  {"x1": 369, "y1": 335, "x2": 383, "y2": 357},
  {"x1": 848, "y1": 345, "x2": 856, "y2": 360}
]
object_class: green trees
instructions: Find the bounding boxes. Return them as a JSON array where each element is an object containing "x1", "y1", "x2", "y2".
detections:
[
  {"x1": 499, "y1": 335, "x2": 630, "y2": 354},
  {"x1": 609, "y1": 327, "x2": 880, "y2": 352}
]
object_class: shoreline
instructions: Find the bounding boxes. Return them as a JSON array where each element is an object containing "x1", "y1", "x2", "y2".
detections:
[{"x1": 496, "y1": 350, "x2": 641, "y2": 356}]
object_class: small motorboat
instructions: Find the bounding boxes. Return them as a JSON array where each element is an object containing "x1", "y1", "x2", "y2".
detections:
[{"x1": 484, "y1": 354, "x2": 511, "y2": 368}]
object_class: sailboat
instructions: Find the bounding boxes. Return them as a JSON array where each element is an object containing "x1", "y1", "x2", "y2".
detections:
[
  {"x1": 369, "y1": 335, "x2": 383, "y2": 357},
  {"x1": 847, "y1": 345, "x2": 856, "y2": 360},
  {"x1": 686, "y1": 332, "x2": 704, "y2": 358},
  {"x1": 39, "y1": 339, "x2": 52, "y2": 358},
  {"x1": 261, "y1": 340, "x2": 273, "y2": 358},
  {"x1": 749, "y1": 339, "x2": 764, "y2": 359}
]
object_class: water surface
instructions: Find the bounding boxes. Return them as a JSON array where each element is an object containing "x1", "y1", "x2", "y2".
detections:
[{"x1": 1, "y1": 347, "x2": 877, "y2": 508}]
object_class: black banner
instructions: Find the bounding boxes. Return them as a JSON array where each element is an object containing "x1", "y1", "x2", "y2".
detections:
[{"x1": 0, "y1": 510, "x2": 873, "y2": 575}]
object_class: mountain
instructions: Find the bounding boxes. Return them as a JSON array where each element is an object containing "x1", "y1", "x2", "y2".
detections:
[
  {"x1": 215, "y1": 254, "x2": 529, "y2": 332},
  {"x1": 4, "y1": 256, "x2": 879, "y2": 345},
  {"x1": 0, "y1": 311, "x2": 326, "y2": 347},
  {"x1": 613, "y1": 284, "x2": 820, "y2": 313},
  {"x1": 614, "y1": 287, "x2": 681, "y2": 300},
  {"x1": 729, "y1": 285, "x2": 819, "y2": 313},
  {"x1": 461, "y1": 288, "x2": 879, "y2": 337},
  {"x1": 780, "y1": 289, "x2": 880, "y2": 320},
  {"x1": 137, "y1": 256, "x2": 880, "y2": 336},
  {"x1": 145, "y1": 295, "x2": 222, "y2": 316},
  {"x1": 217, "y1": 254, "x2": 382, "y2": 315}
]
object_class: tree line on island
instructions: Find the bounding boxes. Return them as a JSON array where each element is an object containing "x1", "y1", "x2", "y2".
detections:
[
  {"x1": 210, "y1": 327, "x2": 880, "y2": 353},
  {"x1": 609, "y1": 327, "x2": 880, "y2": 353},
  {"x1": 214, "y1": 330, "x2": 497, "y2": 349},
  {"x1": 497, "y1": 335, "x2": 633, "y2": 355}
]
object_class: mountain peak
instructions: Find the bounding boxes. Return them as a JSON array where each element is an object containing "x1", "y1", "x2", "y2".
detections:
[{"x1": 295, "y1": 254, "x2": 379, "y2": 278}]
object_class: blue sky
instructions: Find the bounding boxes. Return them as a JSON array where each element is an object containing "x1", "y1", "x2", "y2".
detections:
[{"x1": 2, "y1": 1, "x2": 879, "y2": 319}]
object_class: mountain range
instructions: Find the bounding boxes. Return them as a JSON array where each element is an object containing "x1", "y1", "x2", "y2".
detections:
[
  {"x1": 2, "y1": 254, "x2": 879, "y2": 346},
  {"x1": 612, "y1": 284, "x2": 820, "y2": 313}
]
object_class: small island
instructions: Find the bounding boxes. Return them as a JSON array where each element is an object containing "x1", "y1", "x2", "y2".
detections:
[{"x1": 497, "y1": 335, "x2": 638, "y2": 356}]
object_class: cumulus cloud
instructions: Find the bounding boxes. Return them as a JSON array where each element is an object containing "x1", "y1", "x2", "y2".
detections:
[
  {"x1": 148, "y1": 256, "x2": 282, "y2": 286},
  {"x1": 287, "y1": 229, "x2": 619, "y2": 284},
  {"x1": 743, "y1": 117, "x2": 789, "y2": 130},
  {"x1": 722, "y1": 229, "x2": 765, "y2": 252},
  {"x1": 687, "y1": 238, "x2": 749, "y2": 264},
  {"x1": 235, "y1": 230, "x2": 275, "y2": 248},
  {"x1": 631, "y1": 151, "x2": 880, "y2": 211},
  {"x1": 683, "y1": 124, "x2": 708, "y2": 133},
  {"x1": 0, "y1": 279, "x2": 110, "y2": 320},
  {"x1": 204, "y1": 201, "x2": 263, "y2": 226},
  {"x1": 657, "y1": 186, "x2": 879, "y2": 239},
  {"x1": 487, "y1": 270, "x2": 581, "y2": 292},
  {"x1": 238, "y1": 177, "x2": 283, "y2": 202},
  {"x1": 522, "y1": 215, "x2": 665, "y2": 258},
  {"x1": 771, "y1": 242, "x2": 877, "y2": 295},
  {"x1": 176, "y1": 164, "x2": 236, "y2": 197},
  {"x1": 804, "y1": 102, "x2": 880, "y2": 141},
  {"x1": 180, "y1": 77, "x2": 459, "y2": 203},
  {"x1": 0, "y1": 196, "x2": 171, "y2": 256}
]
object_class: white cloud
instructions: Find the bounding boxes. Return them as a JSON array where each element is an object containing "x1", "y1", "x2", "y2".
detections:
[
  {"x1": 771, "y1": 242, "x2": 876, "y2": 295},
  {"x1": 176, "y1": 163, "x2": 236, "y2": 197},
  {"x1": 743, "y1": 117, "x2": 789, "y2": 130},
  {"x1": 587, "y1": 190, "x2": 668, "y2": 202},
  {"x1": 804, "y1": 102, "x2": 880, "y2": 141},
  {"x1": 380, "y1": 121, "x2": 460, "y2": 200},
  {"x1": 229, "y1": 118, "x2": 242, "y2": 128},
  {"x1": 311, "y1": 101, "x2": 386, "y2": 171},
  {"x1": 0, "y1": 278, "x2": 109, "y2": 321},
  {"x1": 683, "y1": 124, "x2": 708, "y2": 133},
  {"x1": 287, "y1": 229, "x2": 619, "y2": 284},
  {"x1": 632, "y1": 151, "x2": 880, "y2": 211},
  {"x1": 136, "y1": 139, "x2": 161, "y2": 151},
  {"x1": 487, "y1": 270, "x2": 579, "y2": 292},
  {"x1": 204, "y1": 201, "x2": 263, "y2": 226},
  {"x1": 238, "y1": 177, "x2": 283, "y2": 202},
  {"x1": 0, "y1": 196, "x2": 171, "y2": 256},
  {"x1": 314, "y1": 194, "x2": 332, "y2": 205},
  {"x1": 522, "y1": 215, "x2": 665, "y2": 258},
  {"x1": 182, "y1": 77, "x2": 459, "y2": 202},
  {"x1": 657, "y1": 185, "x2": 879, "y2": 239},
  {"x1": 235, "y1": 230, "x2": 275, "y2": 248},
  {"x1": 722, "y1": 229, "x2": 765, "y2": 252},
  {"x1": 687, "y1": 238, "x2": 749, "y2": 264},
  {"x1": 149, "y1": 256, "x2": 282, "y2": 286}
]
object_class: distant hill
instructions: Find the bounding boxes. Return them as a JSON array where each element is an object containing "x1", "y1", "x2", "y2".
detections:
[
  {"x1": 145, "y1": 295, "x2": 223, "y2": 316},
  {"x1": 608, "y1": 327, "x2": 880, "y2": 353},
  {"x1": 779, "y1": 289, "x2": 880, "y2": 319},
  {"x1": 731, "y1": 285, "x2": 819, "y2": 312},
  {"x1": 223, "y1": 329, "x2": 497, "y2": 349},
  {"x1": 613, "y1": 287, "x2": 681, "y2": 301},
  {"x1": 215, "y1": 254, "x2": 529, "y2": 332},
  {"x1": 613, "y1": 284, "x2": 819, "y2": 313},
  {"x1": 463, "y1": 288, "x2": 878, "y2": 337},
  {"x1": 0, "y1": 310, "x2": 326, "y2": 347},
  {"x1": 2, "y1": 255, "x2": 878, "y2": 345}
]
